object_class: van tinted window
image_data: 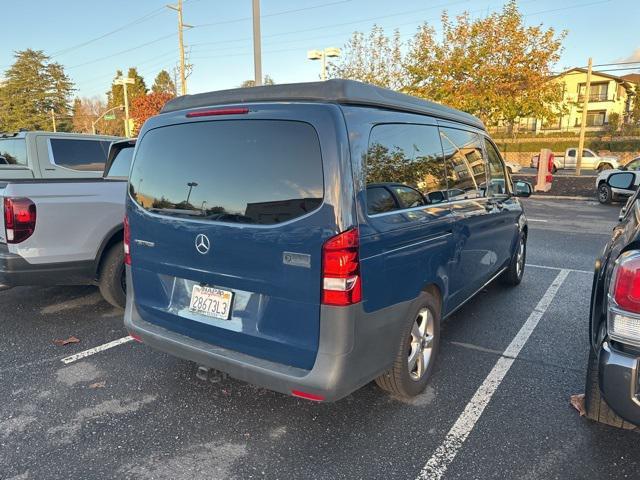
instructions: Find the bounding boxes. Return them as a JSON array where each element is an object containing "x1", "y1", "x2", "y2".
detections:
[
  {"x1": 367, "y1": 186, "x2": 397, "y2": 214},
  {"x1": 130, "y1": 120, "x2": 323, "y2": 225},
  {"x1": 365, "y1": 124, "x2": 447, "y2": 206},
  {"x1": 0, "y1": 138, "x2": 27, "y2": 166},
  {"x1": 439, "y1": 127, "x2": 486, "y2": 200},
  {"x1": 484, "y1": 138, "x2": 507, "y2": 196},
  {"x1": 50, "y1": 138, "x2": 111, "y2": 171},
  {"x1": 106, "y1": 145, "x2": 134, "y2": 178}
]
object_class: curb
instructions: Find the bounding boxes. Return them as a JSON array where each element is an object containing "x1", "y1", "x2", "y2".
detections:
[{"x1": 529, "y1": 195, "x2": 595, "y2": 201}]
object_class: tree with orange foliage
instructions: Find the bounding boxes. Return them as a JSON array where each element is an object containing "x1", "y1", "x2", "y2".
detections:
[{"x1": 130, "y1": 91, "x2": 175, "y2": 135}]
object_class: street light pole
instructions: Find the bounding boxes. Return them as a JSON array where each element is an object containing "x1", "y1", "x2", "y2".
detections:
[
  {"x1": 252, "y1": 0, "x2": 263, "y2": 86},
  {"x1": 307, "y1": 47, "x2": 341, "y2": 81},
  {"x1": 113, "y1": 76, "x2": 135, "y2": 137}
]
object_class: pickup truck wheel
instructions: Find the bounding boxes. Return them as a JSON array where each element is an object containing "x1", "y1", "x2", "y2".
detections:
[
  {"x1": 501, "y1": 231, "x2": 526, "y2": 286},
  {"x1": 598, "y1": 183, "x2": 612, "y2": 204},
  {"x1": 584, "y1": 347, "x2": 637, "y2": 430},
  {"x1": 98, "y1": 242, "x2": 126, "y2": 309},
  {"x1": 375, "y1": 292, "x2": 440, "y2": 398},
  {"x1": 597, "y1": 163, "x2": 613, "y2": 173}
]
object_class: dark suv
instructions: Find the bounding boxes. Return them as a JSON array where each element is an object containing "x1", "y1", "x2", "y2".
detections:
[
  {"x1": 587, "y1": 173, "x2": 640, "y2": 428},
  {"x1": 124, "y1": 80, "x2": 532, "y2": 401}
]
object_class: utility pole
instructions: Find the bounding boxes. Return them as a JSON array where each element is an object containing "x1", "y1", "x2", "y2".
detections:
[
  {"x1": 168, "y1": 0, "x2": 192, "y2": 95},
  {"x1": 113, "y1": 76, "x2": 135, "y2": 137},
  {"x1": 576, "y1": 57, "x2": 593, "y2": 176},
  {"x1": 50, "y1": 109, "x2": 57, "y2": 132},
  {"x1": 252, "y1": 0, "x2": 262, "y2": 86}
]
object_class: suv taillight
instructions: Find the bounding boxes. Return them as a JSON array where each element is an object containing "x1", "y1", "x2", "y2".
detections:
[
  {"x1": 611, "y1": 253, "x2": 640, "y2": 313},
  {"x1": 321, "y1": 228, "x2": 361, "y2": 306},
  {"x1": 4, "y1": 197, "x2": 36, "y2": 244},
  {"x1": 124, "y1": 215, "x2": 131, "y2": 265},
  {"x1": 608, "y1": 251, "x2": 640, "y2": 347}
]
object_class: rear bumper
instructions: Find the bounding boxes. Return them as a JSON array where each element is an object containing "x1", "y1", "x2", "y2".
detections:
[
  {"x1": 124, "y1": 269, "x2": 409, "y2": 402},
  {"x1": 0, "y1": 243, "x2": 95, "y2": 287},
  {"x1": 599, "y1": 341, "x2": 640, "y2": 426}
]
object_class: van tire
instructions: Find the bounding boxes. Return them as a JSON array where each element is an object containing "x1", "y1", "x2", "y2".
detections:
[
  {"x1": 98, "y1": 242, "x2": 126, "y2": 309},
  {"x1": 375, "y1": 292, "x2": 440, "y2": 398},
  {"x1": 501, "y1": 231, "x2": 526, "y2": 286},
  {"x1": 584, "y1": 347, "x2": 637, "y2": 430}
]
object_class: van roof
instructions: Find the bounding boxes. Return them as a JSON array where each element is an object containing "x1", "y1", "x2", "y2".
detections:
[{"x1": 161, "y1": 79, "x2": 485, "y2": 131}]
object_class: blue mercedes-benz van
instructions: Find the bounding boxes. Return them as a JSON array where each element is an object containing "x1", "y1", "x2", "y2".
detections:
[{"x1": 124, "y1": 80, "x2": 532, "y2": 401}]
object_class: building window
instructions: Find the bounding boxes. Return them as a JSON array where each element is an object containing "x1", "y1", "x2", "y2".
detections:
[
  {"x1": 575, "y1": 110, "x2": 607, "y2": 127},
  {"x1": 578, "y1": 82, "x2": 609, "y2": 102}
]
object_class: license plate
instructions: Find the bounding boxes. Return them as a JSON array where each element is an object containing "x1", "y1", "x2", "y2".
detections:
[{"x1": 188, "y1": 285, "x2": 233, "y2": 320}]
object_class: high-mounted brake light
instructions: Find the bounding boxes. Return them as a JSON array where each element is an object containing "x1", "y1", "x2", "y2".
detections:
[
  {"x1": 186, "y1": 107, "x2": 249, "y2": 118},
  {"x1": 4, "y1": 197, "x2": 36, "y2": 244},
  {"x1": 321, "y1": 228, "x2": 362, "y2": 306},
  {"x1": 124, "y1": 215, "x2": 131, "y2": 266}
]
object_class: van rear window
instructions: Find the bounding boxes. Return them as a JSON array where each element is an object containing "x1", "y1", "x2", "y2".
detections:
[{"x1": 130, "y1": 120, "x2": 324, "y2": 225}]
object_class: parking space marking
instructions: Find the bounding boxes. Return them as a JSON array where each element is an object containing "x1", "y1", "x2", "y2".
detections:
[
  {"x1": 417, "y1": 269, "x2": 569, "y2": 480},
  {"x1": 60, "y1": 336, "x2": 134, "y2": 364},
  {"x1": 526, "y1": 218, "x2": 548, "y2": 222},
  {"x1": 526, "y1": 263, "x2": 591, "y2": 274}
]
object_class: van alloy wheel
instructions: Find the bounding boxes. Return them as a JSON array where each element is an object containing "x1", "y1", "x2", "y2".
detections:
[{"x1": 408, "y1": 307, "x2": 435, "y2": 380}]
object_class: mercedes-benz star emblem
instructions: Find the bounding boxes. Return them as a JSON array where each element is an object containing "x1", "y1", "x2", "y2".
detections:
[{"x1": 195, "y1": 234, "x2": 210, "y2": 255}]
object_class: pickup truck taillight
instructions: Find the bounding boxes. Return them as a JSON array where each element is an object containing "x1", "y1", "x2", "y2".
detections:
[
  {"x1": 608, "y1": 251, "x2": 640, "y2": 347},
  {"x1": 124, "y1": 215, "x2": 131, "y2": 265},
  {"x1": 321, "y1": 228, "x2": 361, "y2": 306},
  {"x1": 3, "y1": 197, "x2": 36, "y2": 244}
]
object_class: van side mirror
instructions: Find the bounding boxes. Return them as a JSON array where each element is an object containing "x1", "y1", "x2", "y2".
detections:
[
  {"x1": 607, "y1": 172, "x2": 636, "y2": 190},
  {"x1": 513, "y1": 180, "x2": 532, "y2": 198}
]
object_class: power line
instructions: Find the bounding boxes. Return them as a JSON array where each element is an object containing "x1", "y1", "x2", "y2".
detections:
[
  {"x1": 50, "y1": 7, "x2": 168, "y2": 57},
  {"x1": 195, "y1": 0, "x2": 355, "y2": 28}
]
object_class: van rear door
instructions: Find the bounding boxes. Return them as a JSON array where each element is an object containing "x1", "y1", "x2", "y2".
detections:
[{"x1": 128, "y1": 115, "x2": 334, "y2": 370}]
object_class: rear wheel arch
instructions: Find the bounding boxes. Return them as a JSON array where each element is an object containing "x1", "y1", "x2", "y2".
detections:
[{"x1": 95, "y1": 226, "x2": 124, "y2": 278}]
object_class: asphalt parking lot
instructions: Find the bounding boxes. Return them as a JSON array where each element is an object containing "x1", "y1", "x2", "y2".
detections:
[{"x1": 1, "y1": 198, "x2": 638, "y2": 480}]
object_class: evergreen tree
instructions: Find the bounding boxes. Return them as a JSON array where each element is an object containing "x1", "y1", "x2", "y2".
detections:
[
  {"x1": 151, "y1": 70, "x2": 176, "y2": 95},
  {"x1": 0, "y1": 49, "x2": 74, "y2": 131}
]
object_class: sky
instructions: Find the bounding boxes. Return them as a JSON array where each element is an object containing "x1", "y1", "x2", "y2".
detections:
[{"x1": 1, "y1": 0, "x2": 639, "y2": 101}]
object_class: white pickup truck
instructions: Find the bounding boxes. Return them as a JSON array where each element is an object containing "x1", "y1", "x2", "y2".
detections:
[
  {"x1": 0, "y1": 132, "x2": 133, "y2": 308},
  {"x1": 530, "y1": 148, "x2": 619, "y2": 173}
]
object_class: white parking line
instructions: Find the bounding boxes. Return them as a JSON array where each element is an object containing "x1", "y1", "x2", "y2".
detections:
[
  {"x1": 526, "y1": 263, "x2": 591, "y2": 274},
  {"x1": 60, "y1": 336, "x2": 134, "y2": 364},
  {"x1": 416, "y1": 269, "x2": 570, "y2": 480},
  {"x1": 526, "y1": 218, "x2": 548, "y2": 222}
]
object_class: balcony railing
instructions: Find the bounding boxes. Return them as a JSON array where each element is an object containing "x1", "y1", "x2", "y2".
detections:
[{"x1": 577, "y1": 93, "x2": 611, "y2": 102}]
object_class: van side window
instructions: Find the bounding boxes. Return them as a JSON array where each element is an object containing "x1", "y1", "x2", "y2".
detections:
[
  {"x1": 49, "y1": 139, "x2": 112, "y2": 172},
  {"x1": 483, "y1": 138, "x2": 508, "y2": 196},
  {"x1": 365, "y1": 123, "x2": 447, "y2": 209},
  {"x1": 439, "y1": 128, "x2": 485, "y2": 200},
  {"x1": 367, "y1": 186, "x2": 397, "y2": 214},
  {"x1": 0, "y1": 138, "x2": 27, "y2": 166}
]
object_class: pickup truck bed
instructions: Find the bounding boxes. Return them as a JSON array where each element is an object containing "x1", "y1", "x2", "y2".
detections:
[{"x1": 0, "y1": 179, "x2": 126, "y2": 287}]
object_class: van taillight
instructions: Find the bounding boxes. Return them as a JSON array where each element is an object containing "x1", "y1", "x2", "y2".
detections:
[
  {"x1": 321, "y1": 228, "x2": 361, "y2": 306},
  {"x1": 124, "y1": 215, "x2": 131, "y2": 265},
  {"x1": 4, "y1": 197, "x2": 36, "y2": 244}
]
